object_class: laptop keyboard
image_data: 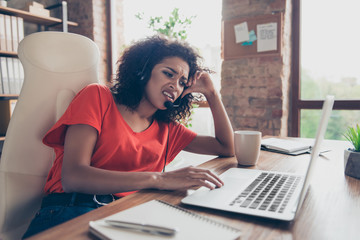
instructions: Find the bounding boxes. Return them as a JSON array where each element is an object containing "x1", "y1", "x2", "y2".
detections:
[{"x1": 229, "y1": 172, "x2": 301, "y2": 213}]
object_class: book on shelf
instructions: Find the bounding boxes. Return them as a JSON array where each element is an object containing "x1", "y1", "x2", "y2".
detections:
[
  {"x1": 10, "y1": 16, "x2": 18, "y2": 53},
  {"x1": 0, "y1": 57, "x2": 24, "y2": 95},
  {"x1": 13, "y1": 58, "x2": 20, "y2": 94},
  {"x1": 0, "y1": 14, "x2": 6, "y2": 51},
  {"x1": 0, "y1": 57, "x2": 9, "y2": 94},
  {"x1": 17, "y1": 17, "x2": 24, "y2": 45},
  {"x1": 89, "y1": 200, "x2": 242, "y2": 240},
  {"x1": 6, "y1": 57, "x2": 15, "y2": 94},
  {"x1": 4, "y1": 15, "x2": 12, "y2": 52},
  {"x1": 18, "y1": 58, "x2": 24, "y2": 92},
  {"x1": 0, "y1": 14, "x2": 24, "y2": 53}
]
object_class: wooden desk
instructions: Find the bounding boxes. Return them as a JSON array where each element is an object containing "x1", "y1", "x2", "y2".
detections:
[{"x1": 28, "y1": 139, "x2": 360, "y2": 240}]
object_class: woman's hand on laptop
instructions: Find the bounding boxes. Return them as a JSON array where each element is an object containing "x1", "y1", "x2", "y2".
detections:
[{"x1": 154, "y1": 166, "x2": 224, "y2": 191}]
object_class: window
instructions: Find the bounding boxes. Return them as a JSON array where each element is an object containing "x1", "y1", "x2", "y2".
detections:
[
  {"x1": 122, "y1": 0, "x2": 222, "y2": 91},
  {"x1": 291, "y1": 0, "x2": 360, "y2": 139}
]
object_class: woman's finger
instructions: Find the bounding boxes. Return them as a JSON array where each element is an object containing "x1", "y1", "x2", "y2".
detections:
[
  {"x1": 185, "y1": 168, "x2": 224, "y2": 188},
  {"x1": 187, "y1": 172, "x2": 223, "y2": 188},
  {"x1": 191, "y1": 179, "x2": 216, "y2": 190}
]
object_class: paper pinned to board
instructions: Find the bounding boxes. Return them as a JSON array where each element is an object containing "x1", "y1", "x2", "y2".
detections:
[
  {"x1": 241, "y1": 30, "x2": 257, "y2": 46},
  {"x1": 257, "y1": 22, "x2": 277, "y2": 52},
  {"x1": 234, "y1": 22, "x2": 249, "y2": 43}
]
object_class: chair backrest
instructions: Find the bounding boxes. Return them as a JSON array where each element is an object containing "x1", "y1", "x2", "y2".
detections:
[{"x1": 0, "y1": 31, "x2": 100, "y2": 240}]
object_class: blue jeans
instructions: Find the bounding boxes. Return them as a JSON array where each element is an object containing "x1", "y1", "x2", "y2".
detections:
[
  {"x1": 23, "y1": 205, "x2": 95, "y2": 238},
  {"x1": 22, "y1": 193, "x2": 118, "y2": 238}
]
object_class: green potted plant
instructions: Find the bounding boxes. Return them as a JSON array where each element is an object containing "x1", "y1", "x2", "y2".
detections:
[{"x1": 343, "y1": 124, "x2": 360, "y2": 179}]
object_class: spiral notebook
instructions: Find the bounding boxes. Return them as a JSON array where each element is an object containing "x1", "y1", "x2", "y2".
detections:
[{"x1": 89, "y1": 200, "x2": 241, "y2": 240}]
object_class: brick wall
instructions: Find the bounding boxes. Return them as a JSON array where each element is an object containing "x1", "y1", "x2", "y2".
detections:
[
  {"x1": 221, "y1": 0, "x2": 292, "y2": 136},
  {"x1": 68, "y1": 0, "x2": 125, "y2": 84}
]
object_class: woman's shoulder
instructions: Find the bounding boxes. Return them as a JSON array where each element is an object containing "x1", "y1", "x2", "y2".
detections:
[
  {"x1": 167, "y1": 121, "x2": 188, "y2": 132},
  {"x1": 71, "y1": 83, "x2": 114, "y2": 107},
  {"x1": 83, "y1": 83, "x2": 110, "y2": 93},
  {"x1": 79, "y1": 83, "x2": 112, "y2": 98}
]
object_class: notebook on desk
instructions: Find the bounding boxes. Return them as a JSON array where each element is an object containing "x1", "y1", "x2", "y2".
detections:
[
  {"x1": 89, "y1": 200, "x2": 242, "y2": 240},
  {"x1": 181, "y1": 95, "x2": 334, "y2": 221},
  {"x1": 261, "y1": 137, "x2": 312, "y2": 155}
]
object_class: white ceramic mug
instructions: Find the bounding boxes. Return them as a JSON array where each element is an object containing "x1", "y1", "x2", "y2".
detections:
[{"x1": 234, "y1": 130, "x2": 262, "y2": 166}]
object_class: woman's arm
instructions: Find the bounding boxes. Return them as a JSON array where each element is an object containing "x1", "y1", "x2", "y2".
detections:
[
  {"x1": 182, "y1": 71, "x2": 235, "y2": 157},
  {"x1": 61, "y1": 124, "x2": 223, "y2": 195}
]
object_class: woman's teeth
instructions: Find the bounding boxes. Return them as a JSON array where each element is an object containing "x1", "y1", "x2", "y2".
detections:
[{"x1": 163, "y1": 91, "x2": 173, "y2": 100}]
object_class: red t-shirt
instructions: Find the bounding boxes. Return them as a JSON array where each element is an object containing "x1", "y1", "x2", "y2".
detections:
[{"x1": 43, "y1": 83, "x2": 197, "y2": 197}]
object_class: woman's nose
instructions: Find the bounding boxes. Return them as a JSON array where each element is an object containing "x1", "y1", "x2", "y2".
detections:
[{"x1": 169, "y1": 81, "x2": 182, "y2": 92}]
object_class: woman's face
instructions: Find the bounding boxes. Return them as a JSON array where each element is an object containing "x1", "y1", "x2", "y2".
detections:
[{"x1": 144, "y1": 57, "x2": 189, "y2": 110}]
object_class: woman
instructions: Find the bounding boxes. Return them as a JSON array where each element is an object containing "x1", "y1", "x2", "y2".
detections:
[{"x1": 23, "y1": 35, "x2": 234, "y2": 237}]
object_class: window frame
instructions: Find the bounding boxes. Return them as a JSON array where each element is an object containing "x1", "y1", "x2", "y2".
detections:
[{"x1": 290, "y1": 0, "x2": 360, "y2": 137}]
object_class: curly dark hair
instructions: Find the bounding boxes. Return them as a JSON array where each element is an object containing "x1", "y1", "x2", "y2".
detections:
[{"x1": 110, "y1": 35, "x2": 205, "y2": 123}]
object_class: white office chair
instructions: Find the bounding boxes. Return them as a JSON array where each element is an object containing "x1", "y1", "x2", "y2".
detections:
[{"x1": 0, "y1": 31, "x2": 100, "y2": 240}]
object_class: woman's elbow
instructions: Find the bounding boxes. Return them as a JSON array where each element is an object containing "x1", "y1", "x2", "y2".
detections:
[
  {"x1": 220, "y1": 152, "x2": 235, "y2": 158},
  {"x1": 61, "y1": 177, "x2": 73, "y2": 193},
  {"x1": 61, "y1": 172, "x2": 79, "y2": 193},
  {"x1": 219, "y1": 145, "x2": 235, "y2": 157}
]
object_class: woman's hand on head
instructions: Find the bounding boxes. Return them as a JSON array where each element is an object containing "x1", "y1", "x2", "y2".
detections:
[
  {"x1": 155, "y1": 166, "x2": 224, "y2": 191},
  {"x1": 182, "y1": 71, "x2": 215, "y2": 98}
]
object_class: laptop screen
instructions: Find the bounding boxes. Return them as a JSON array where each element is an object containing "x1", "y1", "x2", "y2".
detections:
[{"x1": 294, "y1": 95, "x2": 334, "y2": 218}]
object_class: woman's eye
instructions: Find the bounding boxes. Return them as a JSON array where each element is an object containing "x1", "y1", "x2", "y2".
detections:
[
  {"x1": 163, "y1": 71, "x2": 173, "y2": 78},
  {"x1": 180, "y1": 81, "x2": 187, "y2": 86}
]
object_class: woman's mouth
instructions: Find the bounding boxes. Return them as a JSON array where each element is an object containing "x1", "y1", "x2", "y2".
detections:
[{"x1": 163, "y1": 91, "x2": 174, "y2": 101}]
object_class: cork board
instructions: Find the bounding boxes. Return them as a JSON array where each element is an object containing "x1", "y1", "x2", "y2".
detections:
[{"x1": 222, "y1": 13, "x2": 283, "y2": 60}]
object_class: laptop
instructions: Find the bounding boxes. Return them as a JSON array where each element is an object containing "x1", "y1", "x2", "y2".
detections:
[{"x1": 181, "y1": 95, "x2": 334, "y2": 221}]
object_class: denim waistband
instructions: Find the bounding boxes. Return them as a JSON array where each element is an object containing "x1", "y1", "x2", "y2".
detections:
[{"x1": 41, "y1": 193, "x2": 118, "y2": 208}]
